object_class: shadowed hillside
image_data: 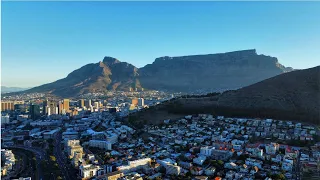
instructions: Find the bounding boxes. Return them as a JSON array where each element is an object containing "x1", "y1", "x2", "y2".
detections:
[{"x1": 126, "y1": 66, "x2": 320, "y2": 126}]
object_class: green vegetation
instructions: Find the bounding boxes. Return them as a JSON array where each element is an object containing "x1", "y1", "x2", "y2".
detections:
[
  {"x1": 42, "y1": 141, "x2": 62, "y2": 179},
  {"x1": 41, "y1": 158, "x2": 62, "y2": 179},
  {"x1": 10, "y1": 148, "x2": 37, "y2": 180},
  {"x1": 269, "y1": 173, "x2": 286, "y2": 180}
]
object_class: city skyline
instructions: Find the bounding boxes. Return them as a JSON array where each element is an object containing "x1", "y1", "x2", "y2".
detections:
[{"x1": 2, "y1": 1, "x2": 320, "y2": 87}]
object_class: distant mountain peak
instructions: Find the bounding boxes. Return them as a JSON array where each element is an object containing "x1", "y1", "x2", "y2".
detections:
[
  {"x1": 103, "y1": 56, "x2": 121, "y2": 65},
  {"x1": 21, "y1": 49, "x2": 292, "y2": 97}
]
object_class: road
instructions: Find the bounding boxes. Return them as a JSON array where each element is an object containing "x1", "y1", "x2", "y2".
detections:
[
  {"x1": 54, "y1": 132, "x2": 72, "y2": 180},
  {"x1": 295, "y1": 153, "x2": 301, "y2": 180},
  {"x1": 5, "y1": 145, "x2": 45, "y2": 180}
]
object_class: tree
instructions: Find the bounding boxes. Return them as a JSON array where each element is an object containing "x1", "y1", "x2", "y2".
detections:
[
  {"x1": 47, "y1": 139, "x2": 54, "y2": 144},
  {"x1": 158, "y1": 166, "x2": 166, "y2": 174},
  {"x1": 217, "y1": 160, "x2": 224, "y2": 166},
  {"x1": 279, "y1": 173, "x2": 285, "y2": 180},
  {"x1": 237, "y1": 154, "x2": 249, "y2": 161},
  {"x1": 50, "y1": 156, "x2": 56, "y2": 161}
]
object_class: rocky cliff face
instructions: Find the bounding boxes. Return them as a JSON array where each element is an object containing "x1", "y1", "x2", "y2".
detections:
[{"x1": 24, "y1": 49, "x2": 292, "y2": 97}]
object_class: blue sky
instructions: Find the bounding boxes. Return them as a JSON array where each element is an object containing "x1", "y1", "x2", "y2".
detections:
[{"x1": 2, "y1": 1, "x2": 320, "y2": 87}]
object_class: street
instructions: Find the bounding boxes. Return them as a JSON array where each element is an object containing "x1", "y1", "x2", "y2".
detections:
[
  {"x1": 53, "y1": 132, "x2": 72, "y2": 180},
  {"x1": 5, "y1": 145, "x2": 45, "y2": 180}
]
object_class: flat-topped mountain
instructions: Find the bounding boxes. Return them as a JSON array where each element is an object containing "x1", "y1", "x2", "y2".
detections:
[
  {"x1": 23, "y1": 49, "x2": 292, "y2": 97},
  {"x1": 139, "y1": 49, "x2": 292, "y2": 92}
]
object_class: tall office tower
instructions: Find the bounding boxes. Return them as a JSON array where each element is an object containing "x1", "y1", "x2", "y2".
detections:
[
  {"x1": 85, "y1": 99, "x2": 92, "y2": 108},
  {"x1": 30, "y1": 104, "x2": 40, "y2": 120},
  {"x1": 131, "y1": 98, "x2": 138, "y2": 106},
  {"x1": 58, "y1": 101, "x2": 64, "y2": 114},
  {"x1": 43, "y1": 100, "x2": 48, "y2": 115},
  {"x1": 63, "y1": 99, "x2": 70, "y2": 112},
  {"x1": 1, "y1": 101, "x2": 14, "y2": 111},
  {"x1": 94, "y1": 102, "x2": 99, "y2": 109},
  {"x1": 78, "y1": 99, "x2": 85, "y2": 108},
  {"x1": 14, "y1": 104, "x2": 25, "y2": 112},
  {"x1": 138, "y1": 98, "x2": 145, "y2": 106},
  {"x1": 46, "y1": 107, "x2": 51, "y2": 116},
  {"x1": 48, "y1": 100, "x2": 57, "y2": 115}
]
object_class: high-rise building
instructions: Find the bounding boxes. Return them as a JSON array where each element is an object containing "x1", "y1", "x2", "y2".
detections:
[
  {"x1": 138, "y1": 98, "x2": 144, "y2": 106},
  {"x1": 94, "y1": 102, "x2": 99, "y2": 109},
  {"x1": 85, "y1": 99, "x2": 92, "y2": 108},
  {"x1": 30, "y1": 104, "x2": 40, "y2": 120},
  {"x1": 78, "y1": 99, "x2": 85, "y2": 108},
  {"x1": 46, "y1": 107, "x2": 51, "y2": 116},
  {"x1": 43, "y1": 100, "x2": 57, "y2": 115},
  {"x1": 14, "y1": 104, "x2": 26, "y2": 112},
  {"x1": 1, "y1": 101, "x2": 14, "y2": 111},
  {"x1": 63, "y1": 99, "x2": 70, "y2": 112},
  {"x1": 131, "y1": 98, "x2": 138, "y2": 106},
  {"x1": 58, "y1": 101, "x2": 64, "y2": 114}
]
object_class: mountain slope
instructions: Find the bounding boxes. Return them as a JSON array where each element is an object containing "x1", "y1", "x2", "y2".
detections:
[
  {"x1": 139, "y1": 49, "x2": 292, "y2": 92},
  {"x1": 126, "y1": 66, "x2": 320, "y2": 126},
  {"x1": 24, "y1": 57, "x2": 140, "y2": 97},
  {"x1": 22, "y1": 49, "x2": 292, "y2": 97},
  {"x1": 217, "y1": 66, "x2": 320, "y2": 122}
]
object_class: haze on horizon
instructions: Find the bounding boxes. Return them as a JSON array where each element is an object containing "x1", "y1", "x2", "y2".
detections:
[{"x1": 2, "y1": 1, "x2": 320, "y2": 88}]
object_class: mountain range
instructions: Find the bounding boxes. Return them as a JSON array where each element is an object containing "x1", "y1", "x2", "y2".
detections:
[
  {"x1": 127, "y1": 66, "x2": 320, "y2": 126},
  {"x1": 22, "y1": 49, "x2": 292, "y2": 97},
  {"x1": 1, "y1": 86, "x2": 30, "y2": 93}
]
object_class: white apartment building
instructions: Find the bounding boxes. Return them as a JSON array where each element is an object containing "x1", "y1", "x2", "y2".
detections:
[
  {"x1": 89, "y1": 140, "x2": 112, "y2": 150},
  {"x1": 193, "y1": 155, "x2": 207, "y2": 166},
  {"x1": 68, "y1": 146, "x2": 83, "y2": 159},
  {"x1": 106, "y1": 132, "x2": 118, "y2": 144},
  {"x1": 62, "y1": 131, "x2": 79, "y2": 140},
  {"x1": 266, "y1": 142, "x2": 280, "y2": 155},
  {"x1": 138, "y1": 98, "x2": 144, "y2": 106},
  {"x1": 79, "y1": 164, "x2": 102, "y2": 179},
  {"x1": 165, "y1": 164, "x2": 181, "y2": 175},
  {"x1": 1, "y1": 115, "x2": 10, "y2": 124},
  {"x1": 200, "y1": 146, "x2": 215, "y2": 156},
  {"x1": 66, "y1": 139, "x2": 83, "y2": 159},
  {"x1": 1, "y1": 149, "x2": 16, "y2": 176},
  {"x1": 117, "y1": 158, "x2": 151, "y2": 173}
]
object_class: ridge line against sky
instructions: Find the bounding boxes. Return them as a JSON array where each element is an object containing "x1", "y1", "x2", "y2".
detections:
[{"x1": 2, "y1": 1, "x2": 320, "y2": 87}]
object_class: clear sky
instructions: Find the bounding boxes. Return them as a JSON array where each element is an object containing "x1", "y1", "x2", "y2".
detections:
[{"x1": 2, "y1": 1, "x2": 320, "y2": 87}]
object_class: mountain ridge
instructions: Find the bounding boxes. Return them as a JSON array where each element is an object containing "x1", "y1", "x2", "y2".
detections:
[
  {"x1": 21, "y1": 49, "x2": 292, "y2": 97},
  {"x1": 126, "y1": 66, "x2": 320, "y2": 126},
  {"x1": 1, "y1": 86, "x2": 30, "y2": 93}
]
